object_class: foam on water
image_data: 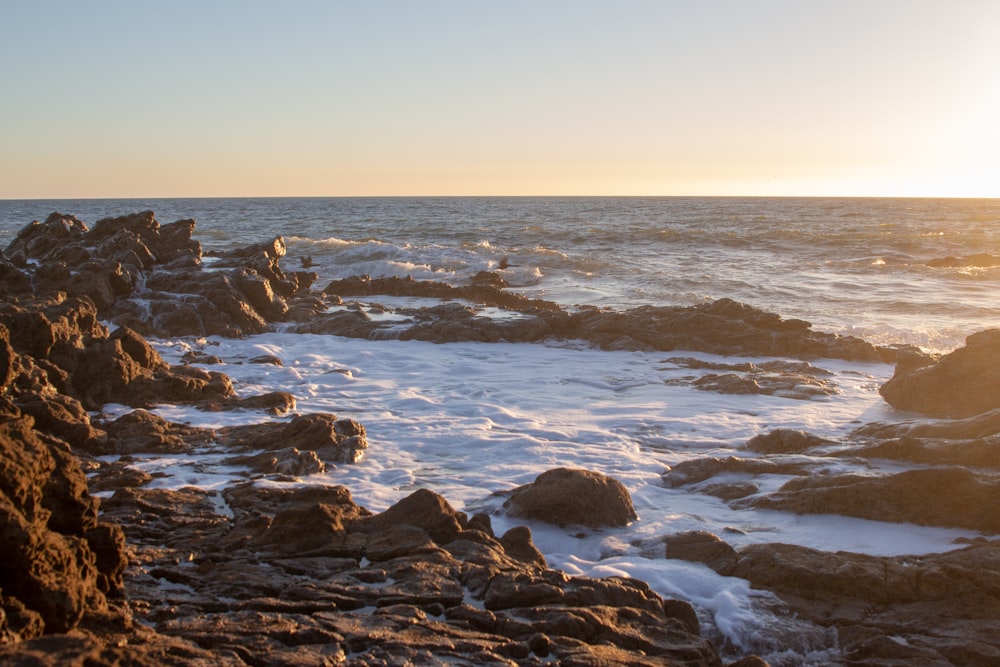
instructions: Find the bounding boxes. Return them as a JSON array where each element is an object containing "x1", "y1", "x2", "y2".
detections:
[{"x1": 104, "y1": 330, "x2": 980, "y2": 660}]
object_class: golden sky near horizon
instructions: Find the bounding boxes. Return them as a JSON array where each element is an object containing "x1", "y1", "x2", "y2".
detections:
[{"x1": 1, "y1": 1, "x2": 998, "y2": 198}]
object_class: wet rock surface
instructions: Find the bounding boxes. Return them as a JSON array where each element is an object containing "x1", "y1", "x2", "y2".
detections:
[
  {"x1": 662, "y1": 534, "x2": 1000, "y2": 667},
  {"x1": 317, "y1": 277, "x2": 889, "y2": 361},
  {"x1": 660, "y1": 407, "x2": 1000, "y2": 663},
  {"x1": 661, "y1": 357, "x2": 839, "y2": 400}
]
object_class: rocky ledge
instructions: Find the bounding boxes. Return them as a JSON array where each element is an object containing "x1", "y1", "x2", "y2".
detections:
[{"x1": 4, "y1": 210, "x2": 1000, "y2": 666}]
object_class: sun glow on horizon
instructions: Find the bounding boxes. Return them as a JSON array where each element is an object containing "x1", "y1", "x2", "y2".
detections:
[{"x1": 1, "y1": 2, "x2": 998, "y2": 200}]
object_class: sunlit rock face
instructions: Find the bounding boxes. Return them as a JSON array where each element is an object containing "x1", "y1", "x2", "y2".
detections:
[
  {"x1": 0, "y1": 403, "x2": 126, "y2": 639},
  {"x1": 880, "y1": 328, "x2": 1000, "y2": 418},
  {"x1": 502, "y1": 467, "x2": 638, "y2": 528}
]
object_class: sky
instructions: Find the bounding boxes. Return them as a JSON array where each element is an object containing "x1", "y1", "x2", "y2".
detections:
[{"x1": 1, "y1": 1, "x2": 998, "y2": 198}]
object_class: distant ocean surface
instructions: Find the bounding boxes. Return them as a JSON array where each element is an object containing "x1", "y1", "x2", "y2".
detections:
[
  {"x1": 2, "y1": 196, "x2": 998, "y2": 353},
  {"x1": 4, "y1": 196, "x2": 1000, "y2": 663}
]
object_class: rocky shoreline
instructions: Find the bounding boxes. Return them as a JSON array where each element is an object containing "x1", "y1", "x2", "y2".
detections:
[{"x1": 3, "y1": 211, "x2": 1000, "y2": 665}]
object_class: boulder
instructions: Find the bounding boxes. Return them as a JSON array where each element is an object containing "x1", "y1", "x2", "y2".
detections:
[
  {"x1": 353, "y1": 488, "x2": 465, "y2": 544},
  {"x1": 504, "y1": 468, "x2": 637, "y2": 528},
  {"x1": 880, "y1": 328, "x2": 1000, "y2": 418}
]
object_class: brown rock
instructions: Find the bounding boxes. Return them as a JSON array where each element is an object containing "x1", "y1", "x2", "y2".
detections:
[
  {"x1": 500, "y1": 525, "x2": 547, "y2": 568},
  {"x1": 0, "y1": 252, "x2": 32, "y2": 296},
  {"x1": 0, "y1": 409, "x2": 124, "y2": 635},
  {"x1": 663, "y1": 531, "x2": 738, "y2": 575},
  {"x1": 662, "y1": 456, "x2": 813, "y2": 488},
  {"x1": 109, "y1": 326, "x2": 167, "y2": 371},
  {"x1": 743, "y1": 429, "x2": 834, "y2": 454},
  {"x1": 4, "y1": 213, "x2": 89, "y2": 266},
  {"x1": 99, "y1": 409, "x2": 212, "y2": 455},
  {"x1": 15, "y1": 394, "x2": 106, "y2": 454},
  {"x1": 354, "y1": 488, "x2": 464, "y2": 544},
  {"x1": 880, "y1": 328, "x2": 1000, "y2": 418},
  {"x1": 731, "y1": 541, "x2": 1000, "y2": 665},
  {"x1": 140, "y1": 271, "x2": 271, "y2": 337},
  {"x1": 224, "y1": 447, "x2": 326, "y2": 477},
  {"x1": 505, "y1": 468, "x2": 637, "y2": 528},
  {"x1": 216, "y1": 413, "x2": 367, "y2": 464},
  {"x1": 741, "y1": 467, "x2": 1000, "y2": 533},
  {"x1": 214, "y1": 390, "x2": 296, "y2": 415}
]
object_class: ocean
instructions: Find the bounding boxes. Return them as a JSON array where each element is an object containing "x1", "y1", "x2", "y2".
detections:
[
  {"x1": 3, "y1": 197, "x2": 999, "y2": 353},
  {"x1": 2, "y1": 196, "x2": 999, "y2": 663}
]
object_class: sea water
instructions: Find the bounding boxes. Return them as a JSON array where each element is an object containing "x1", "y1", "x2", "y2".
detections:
[
  {"x1": 3, "y1": 197, "x2": 999, "y2": 352},
  {"x1": 2, "y1": 197, "x2": 999, "y2": 663}
]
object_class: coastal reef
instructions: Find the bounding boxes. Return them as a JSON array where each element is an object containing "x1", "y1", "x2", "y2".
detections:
[{"x1": 3, "y1": 210, "x2": 1000, "y2": 665}]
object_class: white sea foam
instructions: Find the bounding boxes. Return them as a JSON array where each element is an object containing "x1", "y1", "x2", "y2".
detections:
[{"x1": 120, "y1": 330, "x2": 980, "y2": 658}]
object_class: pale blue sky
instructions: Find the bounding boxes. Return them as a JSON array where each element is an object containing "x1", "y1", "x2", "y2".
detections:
[{"x1": 1, "y1": 1, "x2": 998, "y2": 197}]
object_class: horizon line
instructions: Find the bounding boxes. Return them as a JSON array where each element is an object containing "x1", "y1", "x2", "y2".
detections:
[{"x1": 3, "y1": 193, "x2": 999, "y2": 201}]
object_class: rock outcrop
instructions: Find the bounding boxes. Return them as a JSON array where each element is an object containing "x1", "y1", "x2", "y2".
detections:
[
  {"x1": 316, "y1": 276, "x2": 888, "y2": 361},
  {"x1": 4, "y1": 211, "x2": 320, "y2": 338},
  {"x1": 661, "y1": 534, "x2": 1000, "y2": 666},
  {"x1": 15, "y1": 208, "x2": 1000, "y2": 664},
  {"x1": 880, "y1": 328, "x2": 1000, "y2": 418},
  {"x1": 0, "y1": 401, "x2": 126, "y2": 640},
  {"x1": 737, "y1": 467, "x2": 1000, "y2": 533},
  {"x1": 5, "y1": 210, "x2": 892, "y2": 363}
]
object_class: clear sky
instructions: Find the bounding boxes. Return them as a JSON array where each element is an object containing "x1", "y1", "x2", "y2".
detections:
[{"x1": 1, "y1": 1, "x2": 998, "y2": 198}]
